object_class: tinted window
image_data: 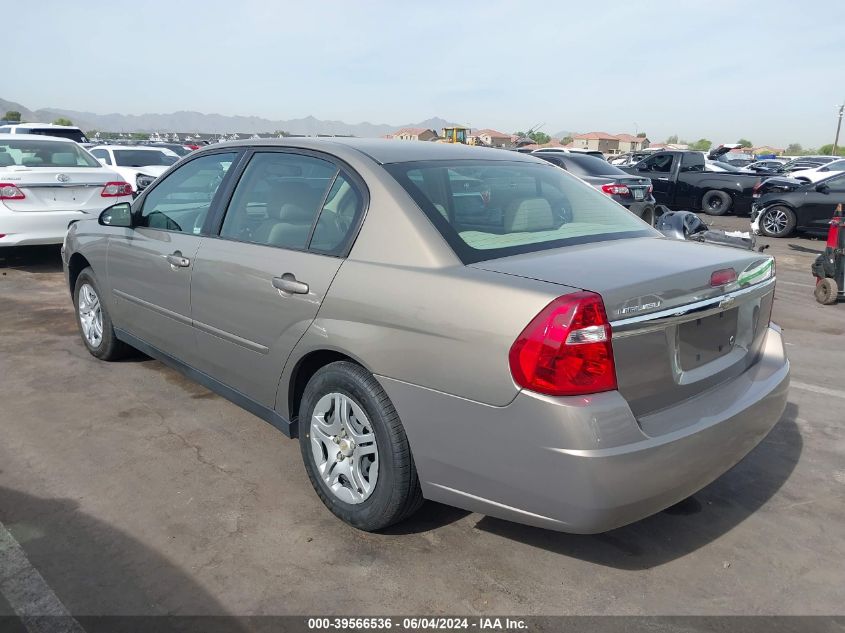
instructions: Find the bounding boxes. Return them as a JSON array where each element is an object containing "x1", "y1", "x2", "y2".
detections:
[
  {"x1": 140, "y1": 152, "x2": 236, "y2": 233},
  {"x1": 825, "y1": 174, "x2": 845, "y2": 192},
  {"x1": 219, "y1": 152, "x2": 336, "y2": 250},
  {"x1": 564, "y1": 154, "x2": 628, "y2": 177},
  {"x1": 387, "y1": 160, "x2": 655, "y2": 264},
  {"x1": 26, "y1": 127, "x2": 88, "y2": 143},
  {"x1": 114, "y1": 149, "x2": 178, "y2": 167},
  {"x1": 680, "y1": 152, "x2": 705, "y2": 172},
  {"x1": 0, "y1": 139, "x2": 99, "y2": 167}
]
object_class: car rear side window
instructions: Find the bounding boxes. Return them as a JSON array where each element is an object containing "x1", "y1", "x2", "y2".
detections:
[
  {"x1": 139, "y1": 152, "x2": 236, "y2": 233},
  {"x1": 219, "y1": 152, "x2": 337, "y2": 251},
  {"x1": 387, "y1": 160, "x2": 656, "y2": 264}
]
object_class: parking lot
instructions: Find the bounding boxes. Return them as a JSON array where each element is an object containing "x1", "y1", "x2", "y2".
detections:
[{"x1": 0, "y1": 214, "x2": 843, "y2": 617}]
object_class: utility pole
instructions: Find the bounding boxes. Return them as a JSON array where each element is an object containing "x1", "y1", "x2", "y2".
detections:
[{"x1": 833, "y1": 103, "x2": 844, "y2": 156}]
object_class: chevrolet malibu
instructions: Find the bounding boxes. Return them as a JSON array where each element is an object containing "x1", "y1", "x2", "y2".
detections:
[{"x1": 62, "y1": 139, "x2": 789, "y2": 533}]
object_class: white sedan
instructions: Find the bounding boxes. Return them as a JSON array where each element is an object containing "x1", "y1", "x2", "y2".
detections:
[
  {"x1": 788, "y1": 159, "x2": 845, "y2": 183},
  {"x1": 88, "y1": 145, "x2": 178, "y2": 191},
  {"x1": 0, "y1": 134, "x2": 133, "y2": 246}
]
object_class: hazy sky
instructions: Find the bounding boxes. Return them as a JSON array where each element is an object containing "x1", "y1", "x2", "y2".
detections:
[{"x1": 11, "y1": 0, "x2": 845, "y2": 146}]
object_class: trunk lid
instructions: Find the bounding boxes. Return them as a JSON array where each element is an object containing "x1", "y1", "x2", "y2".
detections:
[
  {"x1": 471, "y1": 236, "x2": 776, "y2": 420},
  {"x1": 1, "y1": 166, "x2": 121, "y2": 211}
]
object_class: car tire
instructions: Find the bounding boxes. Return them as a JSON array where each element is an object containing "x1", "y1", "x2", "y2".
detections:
[
  {"x1": 758, "y1": 205, "x2": 797, "y2": 238},
  {"x1": 701, "y1": 190, "x2": 732, "y2": 215},
  {"x1": 73, "y1": 267, "x2": 130, "y2": 360},
  {"x1": 815, "y1": 278, "x2": 839, "y2": 305},
  {"x1": 298, "y1": 361, "x2": 424, "y2": 531},
  {"x1": 639, "y1": 206, "x2": 656, "y2": 226}
]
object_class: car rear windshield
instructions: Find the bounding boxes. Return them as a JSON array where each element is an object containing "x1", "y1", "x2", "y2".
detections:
[
  {"x1": 386, "y1": 160, "x2": 656, "y2": 263},
  {"x1": 0, "y1": 139, "x2": 100, "y2": 168},
  {"x1": 113, "y1": 150, "x2": 178, "y2": 167}
]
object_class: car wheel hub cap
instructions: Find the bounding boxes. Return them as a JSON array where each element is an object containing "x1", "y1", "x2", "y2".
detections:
[
  {"x1": 764, "y1": 209, "x2": 787, "y2": 233},
  {"x1": 77, "y1": 283, "x2": 103, "y2": 347},
  {"x1": 310, "y1": 392, "x2": 379, "y2": 505}
]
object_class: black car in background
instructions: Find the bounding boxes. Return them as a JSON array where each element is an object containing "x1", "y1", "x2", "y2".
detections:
[
  {"x1": 752, "y1": 172, "x2": 845, "y2": 237},
  {"x1": 148, "y1": 142, "x2": 192, "y2": 157},
  {"x1": 533, "y1": 151, "x2": 657, "y2": 224}
]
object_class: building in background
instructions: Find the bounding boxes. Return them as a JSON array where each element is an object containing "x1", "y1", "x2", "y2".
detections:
[
  {"x1": 390, "y1": 127, "x2": 437, "y2": 141},
  {"x1": 470, "y1": 128, "x2": 512, "y2": 147}
]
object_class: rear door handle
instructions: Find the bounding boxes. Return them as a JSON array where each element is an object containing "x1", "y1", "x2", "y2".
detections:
[
  {"x1": 272, "y1": 273, "x2": 309, "y2": 295},
  {"x1": 165, "y1": 251, "x2": 191, "y2": 268},
  {"x1": 657, "y1": 177, "x2": 669, "y2": 181}
]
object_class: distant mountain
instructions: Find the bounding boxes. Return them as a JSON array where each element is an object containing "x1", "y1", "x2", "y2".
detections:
[{"x1": 1, "y1": 97, "x2": 462, "y2": 137}]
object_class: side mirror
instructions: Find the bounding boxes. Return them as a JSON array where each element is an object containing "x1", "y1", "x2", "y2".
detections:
[
  {"x1": 815, "y1": 183, "x2": 830, "y2": 194},
  {"x1": 99, "y1": 202, "x2": 133, "y2": 227}
]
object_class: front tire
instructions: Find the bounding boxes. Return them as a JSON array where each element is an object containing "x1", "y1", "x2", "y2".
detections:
[
  {"x1": 298, "y1": 361, "x2": 423, "y2": 531},
  {"x1": 73, "y1": 267, "x2": 129, "y2": 360},
  {"x1": 758, "y1": 205, "x2": 797, "y2": 238},
  {"x1": 701, "y1": 190, "x2": 732, "y2": 216}
]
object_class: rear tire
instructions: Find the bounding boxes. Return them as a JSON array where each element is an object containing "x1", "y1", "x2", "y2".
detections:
[
  {"x1": 758, "y1": 205, "x2": 796, "y2": 238},
  {"x1": 73, "y1": 267, "x2": 130, "y2": 361},
  {"x1": 298, "y1": 361, "x2": 423, "y2": 531},
  {"x1": 815, "y1": 278, "x2": 839, "y2": 305},
  {"x1": 701, "y1": 190, "x2": 732, "y2": 216}
]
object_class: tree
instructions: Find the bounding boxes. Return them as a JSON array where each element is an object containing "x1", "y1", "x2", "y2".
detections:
[
  {"x1": 514, "y1": 129, "x2": 550, "y2": 145},
  {"x1": 560, "y1": 135, "x2": 573, "y2": 146},
  {"x1": 273, "y1": 130, "x2": 291, "y2": 137},
  {"x1": 636, "y1": 132, "x2": 647, "y2": 138},
  {"x1": 690, "y1": 139, "x2": 712, "y2": 151},
  {"x1": 4, "y1": 110, "x2": 21, "y2": 122},
  {"x1": 666, "y1": 134, "x2": 679, "y2": 144},
  {"x1": 817, "y1": 144, "x2": 845, "y2": 157},
  {"x1": 52, "y1": 117, "x2": 73, "y2": 126},
  {"x1": 784, "y1": 143, "x2": 803, "y2": 155},
  {"x1": 737, "y1": 138, "x2": 752, "y2": 148}
]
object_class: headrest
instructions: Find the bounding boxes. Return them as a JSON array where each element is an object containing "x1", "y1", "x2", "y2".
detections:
[
  {"x1": 278, "y1": 203, "x2": 314, "y2": 223},
  {"x1": 52, "y1": 152, "x2": 77, "y2": 166},
  {"x1": 504, "y1": 198, "x2": 554, "y2": 232}
]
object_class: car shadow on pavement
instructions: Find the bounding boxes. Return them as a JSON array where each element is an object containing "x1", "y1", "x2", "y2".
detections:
[
  {"x1": 0, "y1": 245, "x2": 64, "y2": 273},
  {"x1": 0, "y1": 485, "x2": 251, "y2": 629},
  {"x1": 473, "y1": 402, "x2": 802, "y2": 570},
  {"x1": 380, "y1": 501, "x2": 471, "y2": 535}
]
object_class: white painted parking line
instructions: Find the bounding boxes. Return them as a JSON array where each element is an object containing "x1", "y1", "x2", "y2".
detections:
[
  {"x1": 0, "y1": 521, "x2": 85, "y2": 633},
  {"x1": 791, "y1": 381, "x2": 845, "y2": 400}
]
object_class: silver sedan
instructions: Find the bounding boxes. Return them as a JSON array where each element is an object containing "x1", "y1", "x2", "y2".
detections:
[{"x1": 62, "y1": 139, "x2": 789, "y2": 533}]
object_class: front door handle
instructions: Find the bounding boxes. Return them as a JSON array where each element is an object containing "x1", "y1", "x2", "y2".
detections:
[
  {"x1": 656, "y1": 177, "x2": 670, "y2": 181},
  {"x1": 165, "y1": 251, "x2": 191, "y2": 268},
  {"x1": 272, "y1": 273, "x2": 309, "y2": 295}
]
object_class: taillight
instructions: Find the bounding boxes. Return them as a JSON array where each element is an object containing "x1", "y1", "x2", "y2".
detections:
[
  {"x1": 710, "y1": 268, "x2": 737, "y2": 287},
  {"x1": 600, "y1": 183, "x2": 630, "y2": 196},
  {"x1": 647, "y1": 184, "x2": 653, "y2": 194},
  {"x1": 752, "y1": 181, "x2": 763, "y2": 197},
  {"x1": 509, "y1": 292, "x2": 617, "y2": 397},
  {"x1": 101, "y1": 181, "x2": 133, "y2": 197},
  {"x1": 0, "y1": 183, "x2": 25, "y2": 200}
]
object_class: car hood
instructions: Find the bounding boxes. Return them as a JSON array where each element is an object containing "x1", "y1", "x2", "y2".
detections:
[{"x1": 470, "y1": 236, "x2": 771, "y2": 321}]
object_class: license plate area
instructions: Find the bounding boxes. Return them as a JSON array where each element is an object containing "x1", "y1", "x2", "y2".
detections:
[
  {"x1": 633, "y1": 189, "x2": 644, "y2": 200},
  {"x1": 677, "y1": 308, "x2": 738, "y2": 370}
]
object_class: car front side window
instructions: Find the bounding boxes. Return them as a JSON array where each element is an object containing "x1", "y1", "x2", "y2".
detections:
[{"x1": 138, "y1": 152, "x2": 237, "y2": 234}]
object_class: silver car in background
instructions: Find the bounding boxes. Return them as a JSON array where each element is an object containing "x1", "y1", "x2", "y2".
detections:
[{"x1": 62, "y1": 139, "x2": 789, "y2": 533}]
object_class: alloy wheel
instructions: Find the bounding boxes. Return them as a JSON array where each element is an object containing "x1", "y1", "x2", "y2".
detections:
[
  {"x1": 310, "y1": 392, "x2": 379, "y2": 504},
  {"x1": 762, "y1": 207, "x2": 789, "y2": 235},
  {"x1": 77, "y1": 283, "x2": 103, "y2": 348}
]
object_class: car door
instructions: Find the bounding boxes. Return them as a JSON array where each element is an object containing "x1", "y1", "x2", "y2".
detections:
[
  {"x1": 188, "y1": 149, "x2": 365, "y2": 407},
  {"x1": 635, "y1": 153, "x2": 675, "y2": 204},
  {"x1": 798, "y1": 173, "x2": 845, "y2": 232},
  {"x1": 107, "y1": 150, "x2": 240, "y2": 361}
]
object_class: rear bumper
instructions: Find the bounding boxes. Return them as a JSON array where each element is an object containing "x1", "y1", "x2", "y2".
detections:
[
  {"x1": 0, "y1": 208, "x2": 95, "y2": 246},
  {"x1": 378, "y1": 324, "x2": 789, "y2": 533}
]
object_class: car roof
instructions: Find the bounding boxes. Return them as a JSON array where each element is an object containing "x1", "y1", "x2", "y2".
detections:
[
  {"x1": 203, "y1": 137, "x2": 539, "y2": 165},
  {"x1": 0, "y1": 133, "x2": 76, "y2": 142}
]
